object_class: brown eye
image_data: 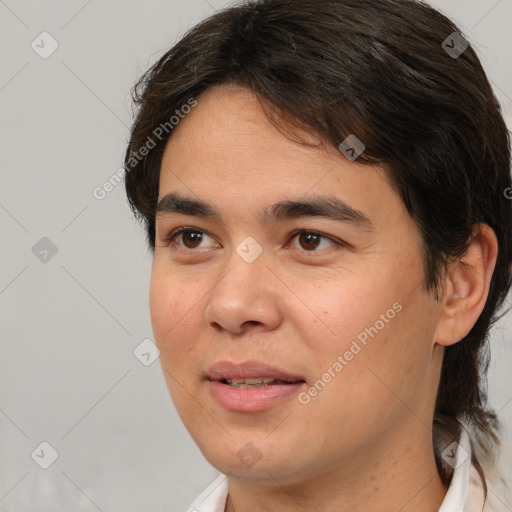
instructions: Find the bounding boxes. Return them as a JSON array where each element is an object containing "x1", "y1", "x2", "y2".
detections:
[
  {"x1": 180, "y1": 229, "x2": 204, "y2": 249},
  {"x1": 290, "y1": 230, "x2": 338, "y2": 252},
  {"x1": 298, "y1": 232, "x2": 321, "y2": 250},
  {"x1": 168, "y1": 227, "x2": 216, "y2": 250}
]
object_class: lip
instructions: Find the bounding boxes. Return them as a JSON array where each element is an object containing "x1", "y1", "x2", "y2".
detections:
[
  {"x1": 206, "y1": 360, "x2": 306, "y2": 413},
  {"x1": 206, "y1": 360, "x2": 305, "y2": 382}
]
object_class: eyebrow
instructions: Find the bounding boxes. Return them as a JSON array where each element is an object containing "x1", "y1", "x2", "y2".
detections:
[{"x1": 155, "y1": 192, "x2": 374, "y2": 231}]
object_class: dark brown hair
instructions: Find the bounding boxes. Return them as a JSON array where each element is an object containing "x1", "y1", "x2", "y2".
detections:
[{"x1": 124, "y1": 0, "x2": 512, "y2": 499}]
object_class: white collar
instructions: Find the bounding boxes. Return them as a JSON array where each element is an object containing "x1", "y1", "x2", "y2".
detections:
[
  {"x1": 438, "y1": 426, "x2": 471, "y2": 512},
  {"x1": 186, "y1": 428, "x2": 481, "y2": 512}
]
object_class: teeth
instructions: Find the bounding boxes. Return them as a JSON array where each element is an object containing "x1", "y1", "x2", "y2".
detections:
[
  {"x1": 225, "y1": 378, "x2": 277, "y2": 386},
  {"x1": 226, "y1": 377, "x2": 276, "y2": 384}
]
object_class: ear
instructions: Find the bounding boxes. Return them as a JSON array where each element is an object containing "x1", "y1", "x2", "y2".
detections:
[{"x1": 433, "y1": 223, "x2": 498, "y2": 347}]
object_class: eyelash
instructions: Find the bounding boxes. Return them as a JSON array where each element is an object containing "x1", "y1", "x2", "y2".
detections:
[{"x1": 165, "y1": 226, "x2": 346, "y2": 253}]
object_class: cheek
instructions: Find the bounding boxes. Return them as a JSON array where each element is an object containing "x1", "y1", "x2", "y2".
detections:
[
  {"x1": 324, "y1": 291, "x2": 435, "y2": 415},
  {"x1": 291, "y1": 272, "x2": 395, "y2": 354},
  {"x1": 149, "y1": 266, "x2": 197, "y2": 357},
  {"x1": 149, "y1": 271, "x2": 173, "y2": 339},
  {"x1": 299, "y1": 267, "x2": 432, "y2": 387},
  {"x1": 149, "y1": 269, "x2": 204, "y2": 405}
]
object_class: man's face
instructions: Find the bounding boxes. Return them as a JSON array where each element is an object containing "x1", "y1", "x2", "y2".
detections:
[{"x1": 150, "y1": 85, "x2": 443, "y2": 484}]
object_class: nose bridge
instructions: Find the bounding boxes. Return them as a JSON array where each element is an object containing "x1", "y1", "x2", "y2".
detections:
[
  {"x1": 215, "y1": 236, "x2": 269, "y2": 301},
  {"x1": 204, "y1": 235, "x2": 281, "y2": 333},
  {"x1": 215, "y1": 230, "x2": 269, "y2": 286}
]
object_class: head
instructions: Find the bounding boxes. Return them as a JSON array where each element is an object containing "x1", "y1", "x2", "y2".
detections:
[{"x1": 124, "y1": 0, "x2": 511, "y2": 496}]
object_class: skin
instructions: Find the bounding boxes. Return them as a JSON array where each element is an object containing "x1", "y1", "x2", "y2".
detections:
[{"x1": 149, "y1": 84, "x2": 498, "y2": 512}]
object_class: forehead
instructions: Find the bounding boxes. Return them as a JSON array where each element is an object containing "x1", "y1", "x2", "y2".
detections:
[{"x1": 158, "y1": 85, "x2": 407, "y2": 232}]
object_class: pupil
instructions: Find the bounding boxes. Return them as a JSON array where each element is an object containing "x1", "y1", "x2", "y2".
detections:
[
  {"x1": 184, "y1": 230, "x2": 202, "y2": 248},
  {"x1": 300, "y1": 233, "x2": 320, "y2": 250}
]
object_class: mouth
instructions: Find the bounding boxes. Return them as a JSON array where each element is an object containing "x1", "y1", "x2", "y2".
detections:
[{"x1": 206, "y1": 360, "x2": 306, "y2": 412}]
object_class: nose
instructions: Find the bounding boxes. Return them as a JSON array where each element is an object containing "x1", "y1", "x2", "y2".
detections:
[{"x1": 203, "y1": 248, "x2": 283, "y2": 335}]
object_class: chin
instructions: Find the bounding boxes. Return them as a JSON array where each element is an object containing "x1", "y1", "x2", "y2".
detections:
[{"x1": 196, "y1": 434, "x2": 312, "y2": 484}]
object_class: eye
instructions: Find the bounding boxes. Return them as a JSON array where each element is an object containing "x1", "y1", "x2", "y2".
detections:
[
  {"x1": 167, "y1": 227, "x2": 218, "y2": 250},
  {"x1": 288, "y1": 230, "x2": 342, "y2": 252},
  {"x1": 166, "y1": 227, "x2": 344, "y2": 253}
]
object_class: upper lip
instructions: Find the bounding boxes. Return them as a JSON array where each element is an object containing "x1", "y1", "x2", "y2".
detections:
[{"x1": 206, "y1": 360, "x2": 305, "y2": 382}]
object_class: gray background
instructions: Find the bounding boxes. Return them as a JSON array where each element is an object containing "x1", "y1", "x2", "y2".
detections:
[{"x1": 0, "y1": 1, "x2": 511, "y2": 511}]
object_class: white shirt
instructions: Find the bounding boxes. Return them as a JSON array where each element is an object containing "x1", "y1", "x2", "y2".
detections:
[{"x1": 185, "y1": 428, "x2": 507, "y2": 512}]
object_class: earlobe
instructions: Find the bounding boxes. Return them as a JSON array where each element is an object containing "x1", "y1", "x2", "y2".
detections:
[{"x1": 433, "y1": 223, "x2": 498, "y2": 347}]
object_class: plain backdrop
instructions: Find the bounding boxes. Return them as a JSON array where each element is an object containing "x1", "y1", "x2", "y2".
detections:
[{"x1": 0, "y1": 1, "x2": 511, "y2": 511}]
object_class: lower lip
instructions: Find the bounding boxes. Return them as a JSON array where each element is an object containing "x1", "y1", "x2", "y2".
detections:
[{"x1": 208, "y1": 380, "x2": 305, "y2": 412}]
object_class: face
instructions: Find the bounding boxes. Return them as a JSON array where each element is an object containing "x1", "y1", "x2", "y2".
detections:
[{"x1": 150, "y1": 85, "x2": 444, "y2": 486}]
